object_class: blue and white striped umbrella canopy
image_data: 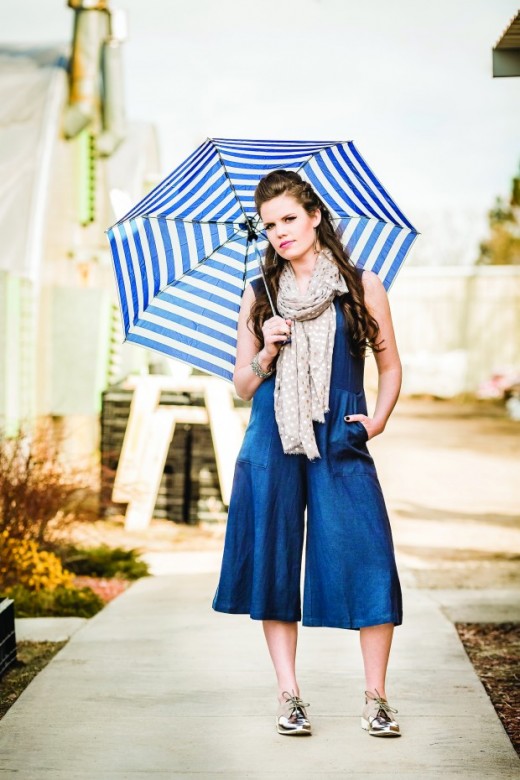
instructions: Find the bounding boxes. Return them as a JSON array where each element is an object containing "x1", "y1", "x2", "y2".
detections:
[{"x1": 107, "y1": 137, "x2": 418, "y2": 381}]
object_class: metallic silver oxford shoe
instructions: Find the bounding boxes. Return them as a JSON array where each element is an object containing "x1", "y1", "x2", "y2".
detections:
[
  {"x1": 361, "y1": 689, "x2": 401, "y2": 737},
  {"x1": 276, "y1": 690, "x2": 312, "y2": 736}
]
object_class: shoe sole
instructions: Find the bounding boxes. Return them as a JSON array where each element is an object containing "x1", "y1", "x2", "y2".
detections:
[
  {"x1": 277, "y1": 729, "x2": 312, "y2": 736},
  {"x1": 276, "y1": 719, "x2": 312, "y2": 736},
  {"x1": 361, "y1": 717, "x2": 401, "y2": 737}
]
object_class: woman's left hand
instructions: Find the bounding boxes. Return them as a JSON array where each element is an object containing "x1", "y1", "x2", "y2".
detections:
[{"x1": 345, "y1": 414, "x2": 384, "y2": 441}]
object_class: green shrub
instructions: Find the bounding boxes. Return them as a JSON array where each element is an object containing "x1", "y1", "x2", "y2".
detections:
[
  {"x1": 58, "y1": 544, "x2": 149, "y2": 580},
  {"x1": 5, "y1": 584, "x2": 104, "y2": 618}
]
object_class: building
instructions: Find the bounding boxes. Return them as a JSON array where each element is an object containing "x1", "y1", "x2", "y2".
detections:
[{"x1": 0, "y1": 1, "x2": 160, "y2": 464}]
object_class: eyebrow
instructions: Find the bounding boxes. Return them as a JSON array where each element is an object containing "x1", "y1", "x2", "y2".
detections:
[{"x1": 262, "y1": 213, "x2": 296, "y2": 224}]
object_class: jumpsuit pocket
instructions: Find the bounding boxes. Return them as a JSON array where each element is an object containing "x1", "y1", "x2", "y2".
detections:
[
  {"x1": 236, "y1": 411, "x2": 275, "y2": 469},
  {"x1": 328, "y1": 390, "x2": 374, "y2": 476},
  {"x1": 236, "y1": 376, "x2": 276, "y2": 469},
  {"x1": 351, "y1": 420, "x2": 369, "y2": 442}
]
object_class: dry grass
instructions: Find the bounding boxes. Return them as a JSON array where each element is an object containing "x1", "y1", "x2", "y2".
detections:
[{"x1": 0, "y1": 425, "x2": 96, "y2": 548}]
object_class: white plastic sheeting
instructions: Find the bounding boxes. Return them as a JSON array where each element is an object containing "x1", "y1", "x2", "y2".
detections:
[{"x1": 0, "y1": 46, "x2": 67, "y2": 279}]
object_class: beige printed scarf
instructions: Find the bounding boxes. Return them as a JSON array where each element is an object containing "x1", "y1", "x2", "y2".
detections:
[{"x1": 274, "y1": 248, "x2": 348, "y2": 459}]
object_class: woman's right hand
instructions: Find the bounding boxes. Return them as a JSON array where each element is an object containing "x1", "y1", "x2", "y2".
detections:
[{"x1": 261, "y1": 315, "x2": 292, "y2": 359}]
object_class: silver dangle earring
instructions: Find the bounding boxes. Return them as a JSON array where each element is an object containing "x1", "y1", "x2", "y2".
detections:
[{"x1": 313, "y1": 229, "x2": 320, "y2": 255}]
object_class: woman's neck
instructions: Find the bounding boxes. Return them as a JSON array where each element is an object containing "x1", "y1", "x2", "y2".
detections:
[{"x1": 289, "y1": 248, "x2": 321, "y2": 296}]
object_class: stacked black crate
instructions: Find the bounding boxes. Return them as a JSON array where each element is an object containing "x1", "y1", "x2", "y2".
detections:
[
  {"x1": 100, "y1": 387, "x2": 131, "y2": 516},
  {"x1": 100, "y1": 385, "x2": 226, "y2": 524},
  {"x1": 192, "y1": 422, "x2": 227, "y2": 524}
]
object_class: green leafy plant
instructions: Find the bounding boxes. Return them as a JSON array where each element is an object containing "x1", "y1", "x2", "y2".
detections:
[
  {"x1": 5, "y1": 584, "x2": 104, "y2": 618},
  {"x1": 58, "y1": 544, "x2": 149, "y2": 580}
]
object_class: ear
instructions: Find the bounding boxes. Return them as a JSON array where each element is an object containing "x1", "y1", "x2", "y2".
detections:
[{"x1": 312, "y1": 208, "x2": 322, "y2": 228}]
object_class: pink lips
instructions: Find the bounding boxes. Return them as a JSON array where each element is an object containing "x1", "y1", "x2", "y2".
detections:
[{"x1": 280, "y1": 241, "x2": 294, "y2": 249}]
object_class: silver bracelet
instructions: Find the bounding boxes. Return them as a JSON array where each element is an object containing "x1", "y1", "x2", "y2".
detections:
[{"x1": 251, "y1": 352, "x2": 274, "y2": 379}]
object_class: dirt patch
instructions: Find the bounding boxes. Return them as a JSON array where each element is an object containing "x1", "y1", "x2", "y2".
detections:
[
  {"x1": 65, "y1": 515, "x2": 225, "y2": 553},
  {"x1": 0, "y1": 641, "x2": 66, "y2": 720},
  {"x1": 456, "y1": 623, "x2": 520, "y2": 756},
  {"x1": 371, "y1": 397, "x2": 520, "y2": 589}
]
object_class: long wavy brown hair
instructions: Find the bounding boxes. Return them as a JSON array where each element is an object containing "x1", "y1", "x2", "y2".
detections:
[{"x1": 249, "y1": 169, "x2": 384, "y2": 359}]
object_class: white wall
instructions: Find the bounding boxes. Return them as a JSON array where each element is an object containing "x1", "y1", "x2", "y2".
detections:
[{"x1": 365, "y1": 266, "x2": 520, "y2": 397}]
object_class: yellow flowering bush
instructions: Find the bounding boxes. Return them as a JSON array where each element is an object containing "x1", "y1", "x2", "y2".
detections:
[{"x1": 0, "y1": 530, "x2": 74, "y2": 591}]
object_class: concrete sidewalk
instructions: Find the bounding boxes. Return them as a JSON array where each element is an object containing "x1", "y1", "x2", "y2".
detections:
[{"x1": 0, "y1": 563, "x2": 518, "y2": 779}]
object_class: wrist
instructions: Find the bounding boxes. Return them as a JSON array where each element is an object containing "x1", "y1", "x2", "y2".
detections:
[
  {"x1": 257, "y1": 349, "x2": 275, "y2": 371},
  {"x1": 372, "y1": 417, "x2": 386, "y2": 433},
  {"x1": 251, "y1": 351, "x2": 275, "y2": 379}
]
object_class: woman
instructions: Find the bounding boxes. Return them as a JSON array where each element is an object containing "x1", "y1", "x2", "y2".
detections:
[{"x1": 212, "y1": 170, "x2": 403, "y2": 739}]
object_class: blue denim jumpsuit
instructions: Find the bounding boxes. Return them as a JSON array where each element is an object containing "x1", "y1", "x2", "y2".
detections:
[{"x1": 212, "y1": 274, "x2": 403, "y2": 630}]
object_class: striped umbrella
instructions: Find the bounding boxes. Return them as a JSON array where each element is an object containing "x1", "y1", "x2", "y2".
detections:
[{"x1": 107, "y1": 137, "x2": 418, "y2": 381}]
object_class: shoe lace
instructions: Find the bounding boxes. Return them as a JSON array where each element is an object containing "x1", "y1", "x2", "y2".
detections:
[
  {"x1": 364, "y1": 689, "x2": 398, "y2": 720},
  {"x1": 281, "y1": 689, "x2": 310, "y2": 716}
]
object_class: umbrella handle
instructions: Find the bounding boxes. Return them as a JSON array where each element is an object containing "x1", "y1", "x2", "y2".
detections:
[
  {"x1": 252, "y1": 241, "x2": 291, "y2": 346},
  {"x1": 258, "y1": 259, "x2": 292, "y2": 346},
  {"x1": 252, "y1": 240, "x2": 277, "y2": 316},
  {"x1": 258, "y1": 261, "x2": 278, "y2": 317}
]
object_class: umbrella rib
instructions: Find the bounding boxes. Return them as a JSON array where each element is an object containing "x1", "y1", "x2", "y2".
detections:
[
  {"x1": 141, "y1": 217, "x2": 244, "y2": 226},
  {"x1": 131, "y1": 216, "x2": 262, "y2": 292},
  {"x1": 294, "y1": 143, "x2": 341, "y2": 176},
  {"x1": 212, "y1": 141, "x2": 252, "y2": 225}
]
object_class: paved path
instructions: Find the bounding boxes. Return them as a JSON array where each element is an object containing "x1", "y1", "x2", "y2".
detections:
[{"x1": 1, "y1": 562, "x2": 519, "y2": 779}]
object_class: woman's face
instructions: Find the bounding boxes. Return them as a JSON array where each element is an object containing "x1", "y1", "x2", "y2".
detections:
[{"x1": 259, "y1": 193, "x2": 321, "y2": 264}]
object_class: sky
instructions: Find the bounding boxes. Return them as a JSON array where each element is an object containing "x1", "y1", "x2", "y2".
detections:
[{"x1": 1, "y1": 0, "x2": 519, "y2": 265}]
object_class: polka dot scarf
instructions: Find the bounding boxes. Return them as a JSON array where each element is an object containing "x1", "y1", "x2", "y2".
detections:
[{"x1": 274, "y1": 248, "x2": 348, "y2": 460}]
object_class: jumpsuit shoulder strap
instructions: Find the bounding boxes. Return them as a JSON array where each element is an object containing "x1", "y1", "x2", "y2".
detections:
[{"x1": 250, "y1": 276, "x2": 266, "y2": 299}]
